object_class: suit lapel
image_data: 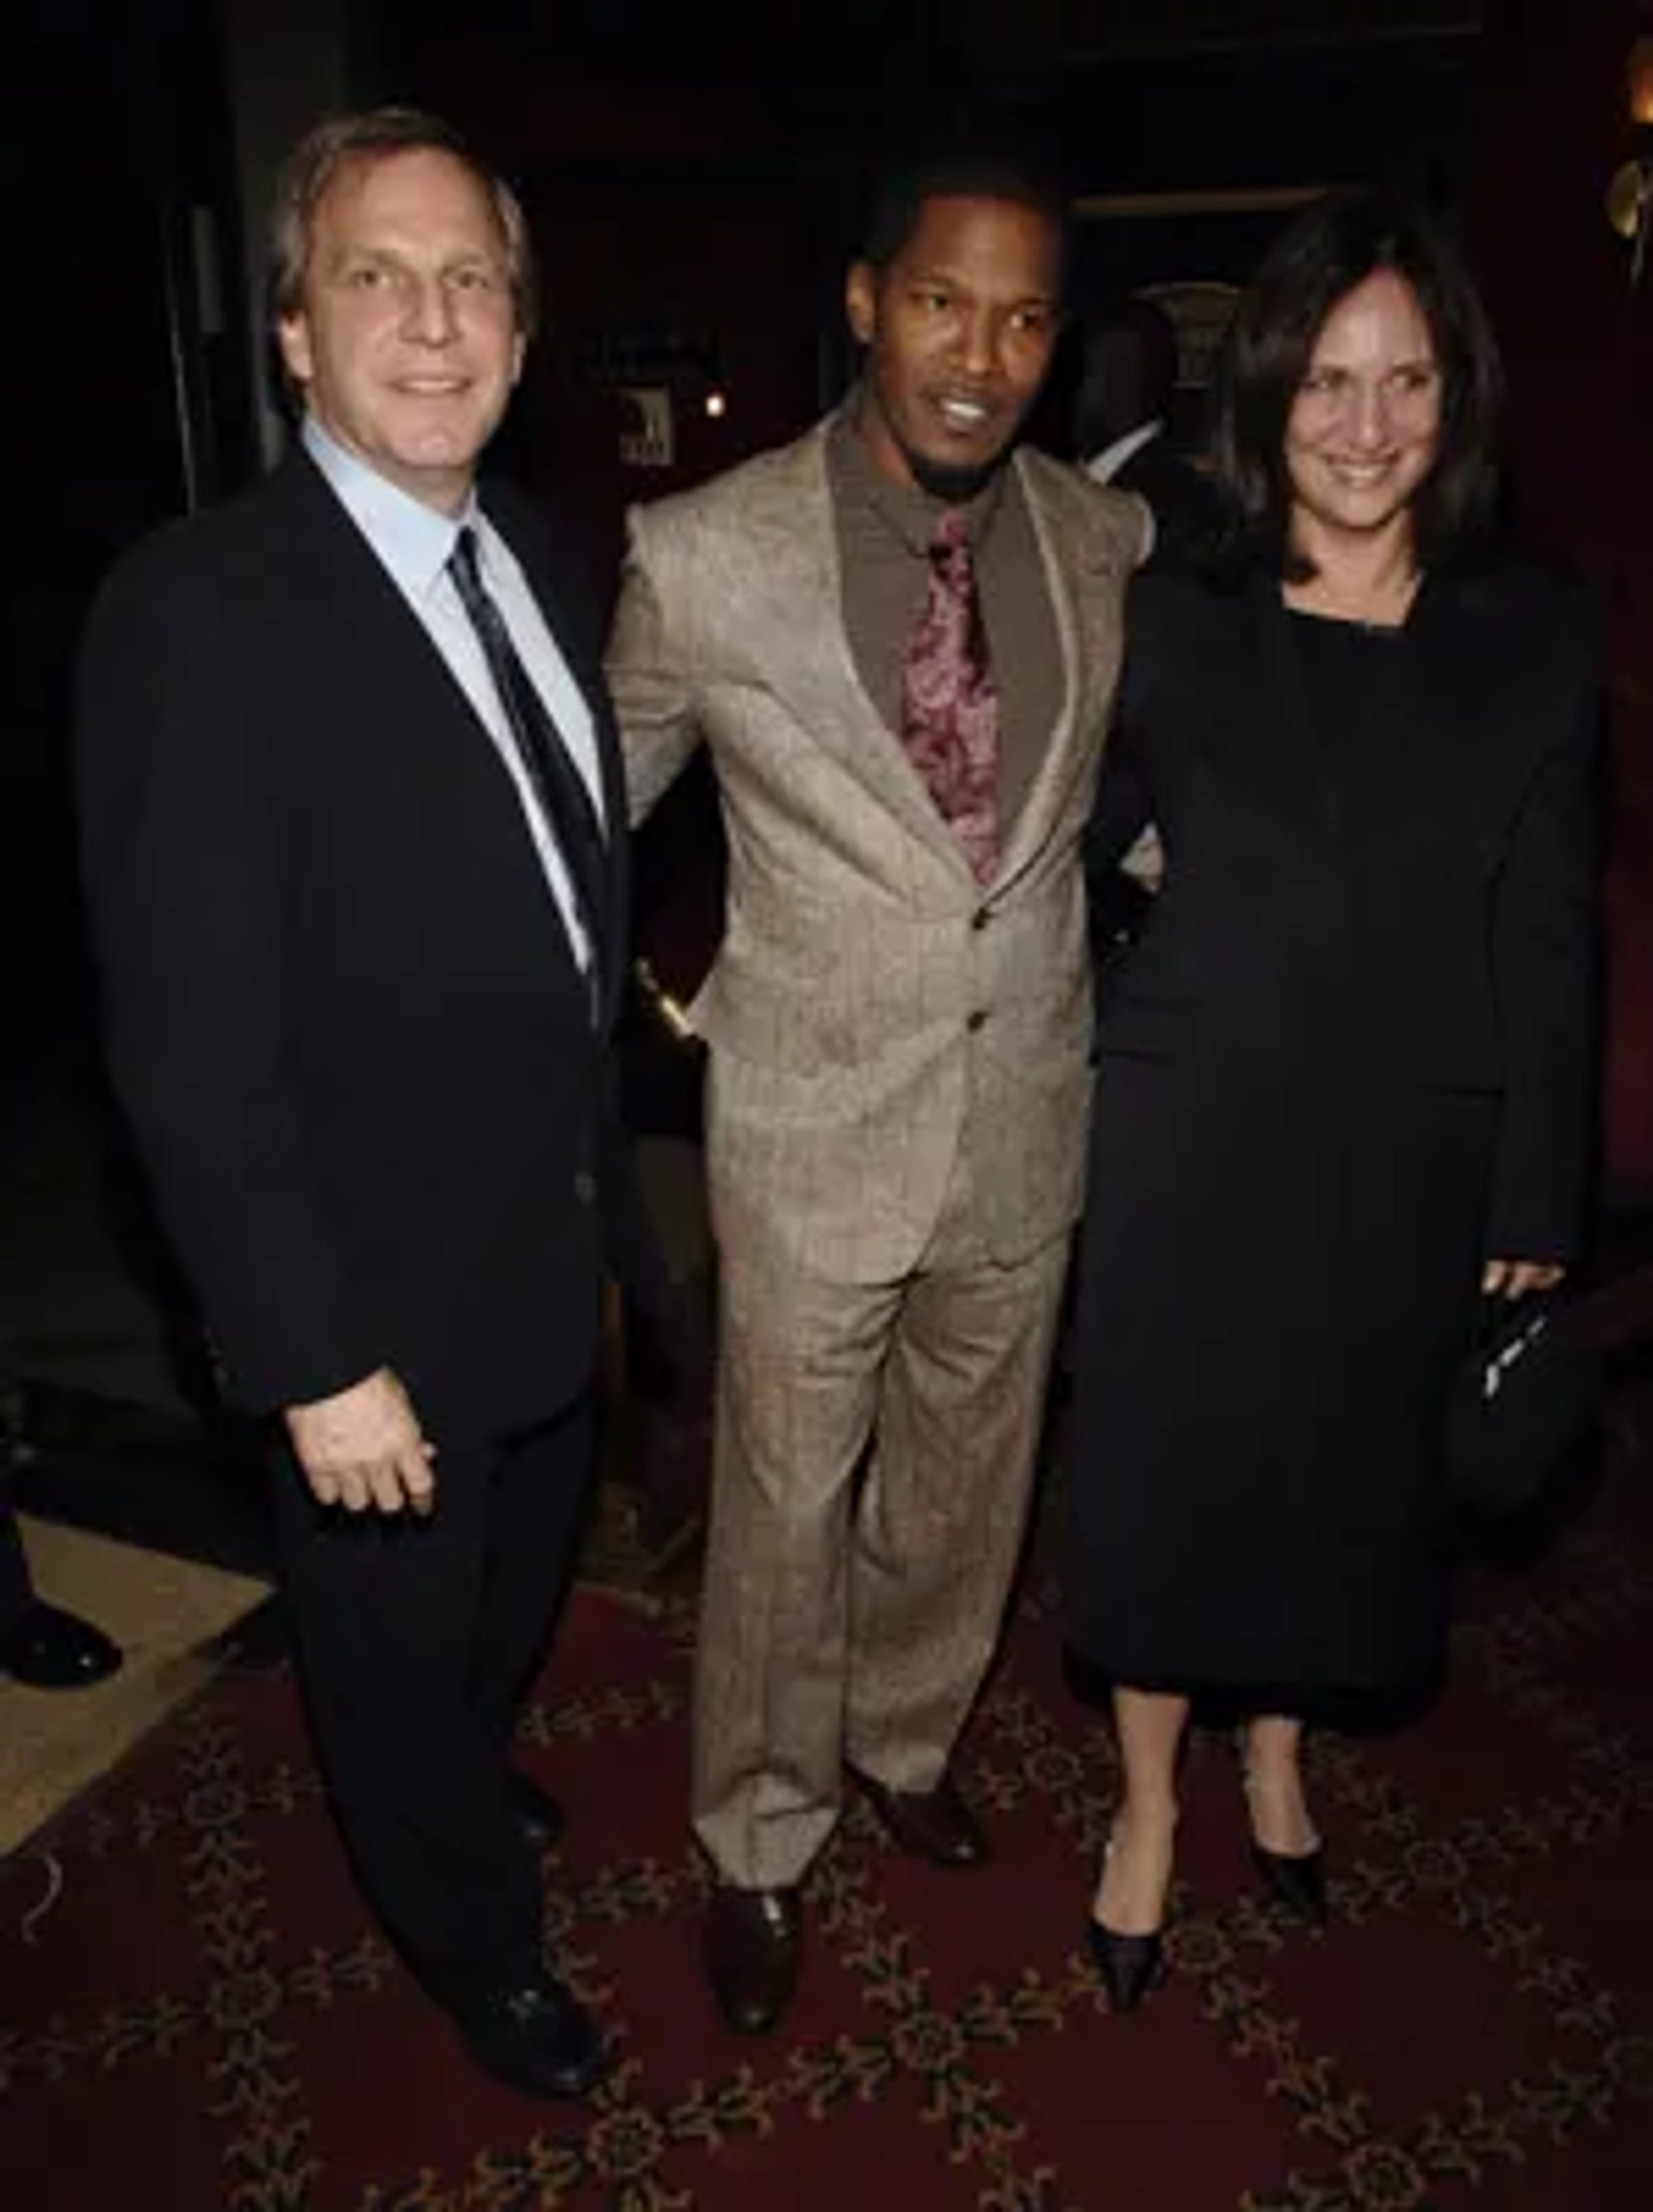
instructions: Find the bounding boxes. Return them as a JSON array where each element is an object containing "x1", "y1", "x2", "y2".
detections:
[
  {"x1": 750, "y1": 428, "x2": 980, "y2": 880},
  {"x1": 483, "y1": 486, "x2": 631, "y2": 1036},
  {"x1": 992, "y1": 453, "x2": 1124, "y2": 887},
  {"x1": 267, "y1": 453, "x2": 600, "y2": 1029},
  {"x1": 739, "y1": 432, "x2": 1133, "y2": 894}
]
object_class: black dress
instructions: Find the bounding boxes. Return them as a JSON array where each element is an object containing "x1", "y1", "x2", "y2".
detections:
[{"x1": 1067, "y1": 567, "x2": 1599, "y2": 1703}]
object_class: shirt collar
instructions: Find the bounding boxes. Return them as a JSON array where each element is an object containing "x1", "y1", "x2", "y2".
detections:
[
  {"x1": 301, "y1": 415, "x2": 479, "y2": 601},
  {"x1": 1085, "y1": 418, "x2": 1164, "y2": 486},
  {"x1": 829, "y1": 389, "x2": 1011, "y2": 559}
]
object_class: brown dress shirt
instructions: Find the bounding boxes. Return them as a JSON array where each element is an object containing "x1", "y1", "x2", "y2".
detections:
[{"x1": 827, "y1": 404, "x2": 1065, "y2": 840}]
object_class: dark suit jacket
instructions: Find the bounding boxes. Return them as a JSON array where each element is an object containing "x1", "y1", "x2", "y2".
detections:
[
  {"x1": 1087, "y1": 558, "x2": 1600, "y2": 1259},
  {"x1": 77, "y1": 449, "x2": 636, "y2": 1437},
  {"x1": 1110, "y1": 431, "x2": 1221, "y2": 573}
]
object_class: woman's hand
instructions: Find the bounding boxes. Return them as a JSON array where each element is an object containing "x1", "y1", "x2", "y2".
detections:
[{"x1": 1481, "y1": 1259, "x2": 1565, "y2": 1300}]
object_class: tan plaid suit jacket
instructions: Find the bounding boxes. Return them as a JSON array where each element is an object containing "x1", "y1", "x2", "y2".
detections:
[{"x1": 609, "y1": 419, "x2": 1144, "y2": 1277}]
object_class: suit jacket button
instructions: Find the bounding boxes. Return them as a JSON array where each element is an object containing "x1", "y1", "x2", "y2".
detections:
[
  {"x1": 967, "y1": 1009, "x2": 987, "y2": 1033},
  {"x1": 971, "y1": 905, "x2": 991, "y2": 931},
  {"x1": 573, "y1": 1170, "x2": 597, "y2": 1205}
]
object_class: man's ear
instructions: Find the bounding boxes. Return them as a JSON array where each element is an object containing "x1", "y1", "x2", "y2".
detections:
[
  {"x1": 276, "y1": 311, "x2": 314, "y2": 389},
  {"x1": 845, "y1": 260, "x2": 878, "y2": 348}
]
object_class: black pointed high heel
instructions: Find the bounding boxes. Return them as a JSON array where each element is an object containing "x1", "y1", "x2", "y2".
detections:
[
  {"x1": 1241, "y1": 1760, "x2": 1328, "y2": 1924},
  {"x1": 1086, "y1": 1829, "x2": 1173, "y2": 2013},
  {"x1": 1249, "y1": 1838, "x2": 1328, "y2": 1925},
  {"x1": 1086, "y1": 1917, "x2": 1167, "y2": 2012}
]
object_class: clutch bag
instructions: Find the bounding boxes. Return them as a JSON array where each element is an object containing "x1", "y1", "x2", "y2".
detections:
[{"x1": 1446, "y1": 1289, "x2": 1600, "y2": 1516}]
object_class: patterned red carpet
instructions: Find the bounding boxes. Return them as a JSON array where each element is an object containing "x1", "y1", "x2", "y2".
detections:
[{"x1": 4, "y1": 1416, "x2": 1653, "y2": 2210}]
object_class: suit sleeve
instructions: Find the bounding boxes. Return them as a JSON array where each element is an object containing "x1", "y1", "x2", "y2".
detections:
[
  {"x1": 1486, "y1": 598, "x2": 1603, "y2": 1261},
  {"x1": 1085, "y1": 567, "x2": 1161, "y2": 884},
  {"x1": 75, "y1": 555, "x2": 381, "y2": 1412},
  {"x1": 605, "y1": 505, "x2": 705, "y2": 827},
  {"x1": 1083, "y1": 717, "x2": 1158, "y2": 978}
]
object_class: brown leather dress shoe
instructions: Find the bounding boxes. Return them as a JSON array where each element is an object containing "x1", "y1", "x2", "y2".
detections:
[
  {"x1": 703, "y1": 1885, "x2": 802, "y2": 2035},
  {"x1": 856, "y1": 1769, "x2": 991, "y2": 1868}
]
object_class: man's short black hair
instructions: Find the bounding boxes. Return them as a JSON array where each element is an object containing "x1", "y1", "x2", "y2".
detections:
[{"x1": 860, "y1": 153, "x2": 1071, "y2": 289}]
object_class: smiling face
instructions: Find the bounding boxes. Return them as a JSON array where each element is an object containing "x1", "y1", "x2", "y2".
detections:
[
  {"x1": 1284, "y1": 266, "x2": 1443, "y2": 566},
  {"x1": 846, "y1": 193, "x2": 1062, "y2": 501},
  {"x1": 276, "y1": 145, "x2": 524, "y2": 513}
]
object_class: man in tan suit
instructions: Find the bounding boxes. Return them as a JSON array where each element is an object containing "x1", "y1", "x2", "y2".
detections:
[{"x1": 607, "y1": 156, "x2": 1145, "y2": 2035}]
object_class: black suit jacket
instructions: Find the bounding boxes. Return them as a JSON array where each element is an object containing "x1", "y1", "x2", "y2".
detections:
[
  {"x1": 1087, "y1": 558, "x2": 1601, "y2": 1259},
  {"x1": 1110, "y1": 431, "x2": 1221, "y2": 573},
  {"x1": 77, "y1": 449, "x2": 638, "y2": 1436}
]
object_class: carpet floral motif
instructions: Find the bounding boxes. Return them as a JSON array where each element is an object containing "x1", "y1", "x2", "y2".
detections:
[{"x1": 3, "y1": 1432, "x2": 1652, "y2": 2209}]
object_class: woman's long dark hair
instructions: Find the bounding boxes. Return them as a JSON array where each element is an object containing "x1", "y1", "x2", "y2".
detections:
[{"x1": 1207, "y1": 187, "x2": 1504, "y2": 581}]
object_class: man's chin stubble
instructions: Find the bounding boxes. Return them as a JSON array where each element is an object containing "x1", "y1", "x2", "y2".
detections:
[{"x1": 900, "y1": 441, "x2": 1009, "y2": 505}]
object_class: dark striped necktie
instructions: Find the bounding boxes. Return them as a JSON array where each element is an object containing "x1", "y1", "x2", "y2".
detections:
[{"x1": 448, "y1": 525, "x2": 610, "y2": 1019}]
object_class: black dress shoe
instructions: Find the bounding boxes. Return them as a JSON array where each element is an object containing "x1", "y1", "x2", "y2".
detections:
[
  {"x1": 703, "y1": 1885, "x2": 802, "y2": 2035},
  {"x1": 1086, "y1": 1918, "x2": 1167, "y2": 2015},
  {"x1": 508, "y1": 1769, "x2": 566, "y2": 1854},
  {"x1": 455, "y1": 1970, "x2": 606, "y2": 2099},
  {"x1": 0, "y1": 1602, "x2": 123, "y2": 1690},
  {"x1": 855, "y1": 1769, "x2": 990, "y2": 1868},
  {"x1": 1251, "y1": 1841, "x2": 1328, "y2": 1925}
]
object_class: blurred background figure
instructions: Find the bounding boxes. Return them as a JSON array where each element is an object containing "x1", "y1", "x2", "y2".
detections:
[{"x1": 1073, "y1": 294, "x2": 1219, "y2": 570}]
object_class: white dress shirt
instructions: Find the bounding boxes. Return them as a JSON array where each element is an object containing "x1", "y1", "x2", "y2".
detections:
[
  {"x1": 302, "y1": 417, "x2": 604, "y2": 979},
  {"x1": 1083, "y1": 418, "x2": 1165, "y2": 486}
]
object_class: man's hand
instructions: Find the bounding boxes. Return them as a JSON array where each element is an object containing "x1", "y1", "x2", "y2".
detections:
[
  {"x1": 1482, "y1": 1258, "x2": 1566, "y2": 1301},
  {"x1": 284, "y1": 1368, "x2": 436, "y2": 1516}
]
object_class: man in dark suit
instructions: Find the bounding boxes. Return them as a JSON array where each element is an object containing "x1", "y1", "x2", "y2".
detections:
[
  {"x1": 76, "y1": 108, "x2": 629, "y2": 2099},
  {"x1": 1074, "y1": 296, "x2": 1218, "y2": 570}
]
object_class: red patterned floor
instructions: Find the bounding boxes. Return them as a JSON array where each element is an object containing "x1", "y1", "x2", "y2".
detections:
[{"x1": 3, "y1": 1428, "x2": 1652, "y2": 2209}]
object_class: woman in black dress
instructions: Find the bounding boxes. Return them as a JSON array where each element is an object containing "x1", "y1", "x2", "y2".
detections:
[{"x1": 1070, "y1": 189, "x2": 1600, "y2": 2012}]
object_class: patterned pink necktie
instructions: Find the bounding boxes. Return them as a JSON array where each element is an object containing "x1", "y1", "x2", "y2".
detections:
[{"x1": 900, "y1": 508, "x2": 1000, "y2": 883}]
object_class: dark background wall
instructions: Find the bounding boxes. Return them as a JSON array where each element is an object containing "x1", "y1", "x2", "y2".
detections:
[
  {"x1": 1464, "y1": 0, "x2": 1653, "y2": 1204},
  {"x1": 3, "y1": 0, "x2": 255, "y2": 1072}
]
